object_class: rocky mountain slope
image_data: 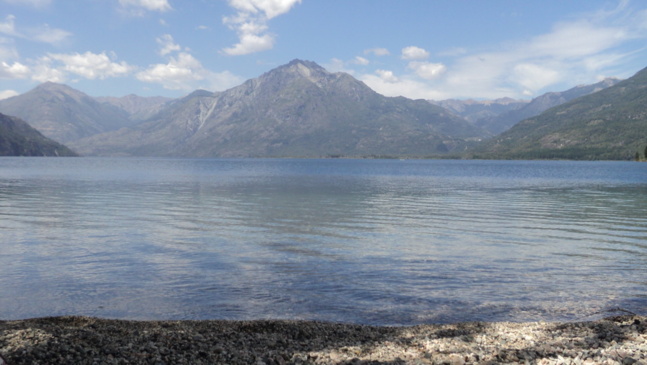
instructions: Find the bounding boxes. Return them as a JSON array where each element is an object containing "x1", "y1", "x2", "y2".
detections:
[
  {"x1": 97, "y1": 94, "x2": 172, "y2": 122},
  {"x1": 474, "y1": 78, "x2": 621, "y2": 135},
  {"x1": 430, "y1": 98, "x2": 528, "y2": 133},
  {"x1": 473, "y1": 67, "x2": 647, "y2": 160},
  {"x1": 432, "y1": 78, "x2": 621, "y2": 135},
  {"x1": 0, "y1": 82, "x2": 133, "y2": 144},
  {"x1": 72, "y1": 60, "x2": 487, "y2": 157},
  {"x1": 0, "y1": 113, "x2": 77, "y2": 156}
]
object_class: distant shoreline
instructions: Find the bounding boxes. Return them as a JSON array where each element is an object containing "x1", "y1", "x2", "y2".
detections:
[{"x1": 1, "y1": 315, "x2": 645, "y2": 364}]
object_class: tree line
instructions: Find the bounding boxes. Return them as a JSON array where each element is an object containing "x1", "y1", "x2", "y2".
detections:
[{"x1": 635, "y1": 145, "x2": 647, "y2": 161}]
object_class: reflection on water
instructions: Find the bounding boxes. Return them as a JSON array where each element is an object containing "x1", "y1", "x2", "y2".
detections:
[{"x1": 1, "y1": 158, "x2": 646, "y2": 325}]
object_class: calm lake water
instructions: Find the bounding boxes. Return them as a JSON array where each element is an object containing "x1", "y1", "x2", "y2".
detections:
[{"x1": 1, "y1": 158, "x2": 646, "y2": 325}]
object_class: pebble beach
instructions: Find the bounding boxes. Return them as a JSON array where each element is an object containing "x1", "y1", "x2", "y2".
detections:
[{"x1": 1, "y1": 315, "x2": 646, "y2": 364}]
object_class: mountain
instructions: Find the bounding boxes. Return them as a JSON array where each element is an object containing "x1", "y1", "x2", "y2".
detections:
[
  {"x1": 472, "y1": 67, "x2": 647, "y2": 160},
  {"x1": 97, "y1": 94, "x2": 172, "y2": 121},
  {"x1": 0, "y1": 113, "x2": 77, "y2": 156},
  {"x1": 430, "y1": 97, "x2": 528, "y2": 130},
  {"x1": 72, "y1": 59, "x2": 487, "y2": 158},
  {"x1": 0, "y1": 82, "x2": 133, "y2": 143},
  {"x1": 474, "y1": 78, "x2": 622, "y2": 135},
  {"x1": 431, "y1": 78, "x2": 621, "y2": 136}
]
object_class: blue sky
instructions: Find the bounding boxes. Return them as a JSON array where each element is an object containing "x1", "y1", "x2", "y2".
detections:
[{"x1": 1, "y1": 0, "x2": 646, "y2": 101}]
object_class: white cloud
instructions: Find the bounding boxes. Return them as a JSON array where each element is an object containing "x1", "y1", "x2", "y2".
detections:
[
  {"x1": 0, "y1": 89, "x2": 19, "y2": 100},
  {"x1": 361, "y1": 72, "x2": 446, "y2": 100},
  {"x1": 511, "y1": 63, "x2": 560, "y2": 93},
  {"x1": 118, "y1": 0, "x2": 171, "y2": 13},
  {"x1": 137, "y1": 52, "x2": 242, "y2": 91},
  {"x1": 222, "y1": 0, "x2": 301, "y2": 55},
  {"x1": 30, "y1": 61, "x2": 65, "y2": 82},
  {"x1": 45, "y1": 51, "x2": 133, "y2": 80},
  {"x1": 401, "y1": 46, "x2": 429, "y2": 60},
  {"x1": 29, "y1": 24, "x2": 72, "y2": 45},
  {"x1": 0, "y1": 15, "x2": 18, "y2": 37},
  {"x1": 352, "y1": 56, "x2": 369, "y2": 65},
  {"x1": 157, "y1": 34, "x2": 180, "y2": 56},
  {"x1": 375, "y1": 69, "x2": 398, "y2": 83},
  {"x1": 222, "y1": 32, "x2": 274, "y2": 56},
  {"x1": 358, "y1": 2, "x2": 647, "y2": 100},
  {"x1": 364, "y1": 48, "x2": 390, "y2": 56},
  {"x1": 227, "y1": 0, "x2": 301, "y2": 19},
  {"x1": 525, "y1": 20, "x2": 628, "y2": 60},
  {"x1": 0, "y1": 15, "x2": 71, "y2": 45},
  {"x1": 407, "y1": 61, "x2": 446, "y2": 80},
  {"x1": 137, "y1": 53, "x2": 202, "y2": 89},
  {"x1": 0, "y1": 60, "x2": 30, "y2": 79}
]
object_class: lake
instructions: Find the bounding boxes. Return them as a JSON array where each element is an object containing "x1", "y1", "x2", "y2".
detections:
[{"x1": 1, "y1": 158, "x2": 646, "y2": 325}]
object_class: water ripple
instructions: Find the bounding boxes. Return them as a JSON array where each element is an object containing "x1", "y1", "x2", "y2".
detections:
[{"x1": 1, "y1": 158, "x2": 646, "y2": 324}]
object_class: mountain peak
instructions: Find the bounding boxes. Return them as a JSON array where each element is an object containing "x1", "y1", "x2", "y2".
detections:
[
  {"x1": 36, "y1": 81, "x2": 77, "y2": 92},
  {"x1": 278, "y1": 59, "x2": 329, "y2": 80},
  {"x1": 286, "y1": 59, "x2": 324, "y2": 69}
]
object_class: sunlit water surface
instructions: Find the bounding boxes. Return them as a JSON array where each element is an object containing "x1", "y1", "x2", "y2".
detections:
[{"x1": 1, "y1": 158, "x2": 646, "y2": 325}]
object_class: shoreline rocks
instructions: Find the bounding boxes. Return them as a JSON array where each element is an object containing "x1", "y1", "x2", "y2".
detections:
[{"x1": 0, "y1": 315, "x2": 645, "y2": 364}]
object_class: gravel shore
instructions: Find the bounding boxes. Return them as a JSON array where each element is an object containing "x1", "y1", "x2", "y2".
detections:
[{"x1": 1, "y1": 315, "x2": 645, "y2": 364}]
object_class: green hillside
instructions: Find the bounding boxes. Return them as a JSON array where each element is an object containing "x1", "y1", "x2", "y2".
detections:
[{"x1": 473, "y1": 67, "x2": 647, "y2": 160}]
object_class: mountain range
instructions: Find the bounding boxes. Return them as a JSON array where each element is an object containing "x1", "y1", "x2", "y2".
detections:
[
  {"x1": 0, "y1": 59, "x2": 643, "y2": 160},
  {"x1": 474, "y1": 66, "x2": 647, "y2": 160},
  {"x1": 72, "y1": 59, "x2": 487, "y2": 158},
  {"x1": 431, "y1": 78, "x2": 621, "y2": 135}
]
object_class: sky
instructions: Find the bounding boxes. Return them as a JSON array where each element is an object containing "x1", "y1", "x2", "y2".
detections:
[{"x1": 1, "y1": 0, "x2": 647, "y2": 101}]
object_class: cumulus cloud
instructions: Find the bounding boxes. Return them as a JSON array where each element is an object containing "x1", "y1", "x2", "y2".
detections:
[
  {"x1": 222, "y1": 32, "x2": 274, "y2": 55},
  {"x1": 401, "y1": 46, "x2": 429, "y2": 60},
  {"x1": 157, "y1": 34, "x2": 180, "y2": 56},
  {"x1": 137, "y1": 52, "x2": 242, "y2": 91},
  {"x1": 118, "y1": 0, "x2": 171, "y2": 13},
  {"x1": 42, "y1": 51, "x2": 133, "y2": 80},
  {"x1": 407, "y1": 61, "x2": 446, "y2": 80},
  {"x1": 137, "y1": 53, "x2": 203, "y2": 89},
  {"x1": 375, "y1": 69, "x2": 398, "y2": 83},
  {"x1": 222, "y1": 0, "x2": 301, "y2": 55},
  {"x1": 364, "y1": 48, "x2": 390, "y2": 56},
  {"x1": 30, "y1": 61, "x2": 65, "y2": 82},
  {"x1": 0, "y1": 61, "x2": 30, "y2": 79}
]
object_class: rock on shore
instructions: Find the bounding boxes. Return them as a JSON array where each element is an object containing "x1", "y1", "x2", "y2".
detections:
[{"x1": 0, "y1": 315, "x2": 646, "y2": 364}]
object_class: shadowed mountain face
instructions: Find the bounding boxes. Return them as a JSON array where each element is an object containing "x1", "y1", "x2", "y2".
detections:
[
  {"x1": 0, "y1": 82, "x2": 133, "y2": 144},
  {"x1": 473, "y1": 67, "x2": 647, "y2": 160},
  {"x1": 72, "y1": 60, "x2": 488, "y2": 157},
  {"x1": 0, "y1": 113, "x2": 77, "y2": 156}
]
